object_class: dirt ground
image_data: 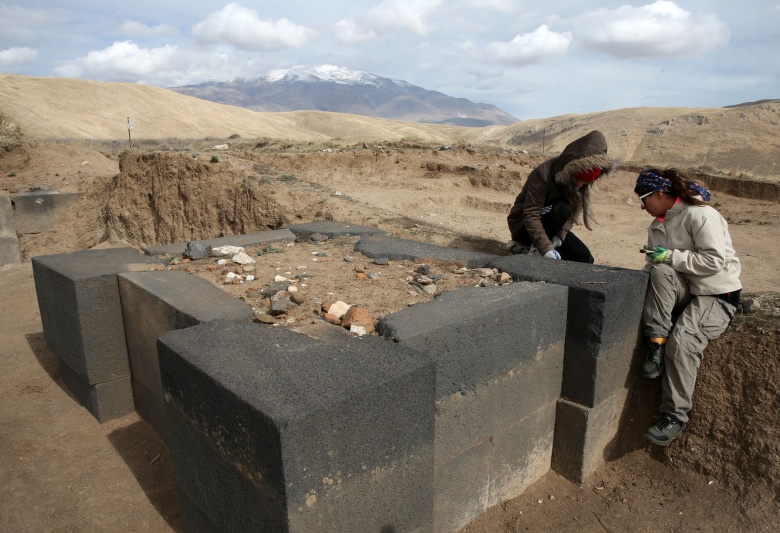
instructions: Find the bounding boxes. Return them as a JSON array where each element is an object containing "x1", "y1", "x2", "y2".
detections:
[{"x1": 2, "y1": 139, "x2": 779, "y2": 532}]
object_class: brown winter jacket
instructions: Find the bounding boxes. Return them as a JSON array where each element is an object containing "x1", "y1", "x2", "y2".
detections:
[{"x1": 507, "y1": 130, "x2": 616, "y2": 255}]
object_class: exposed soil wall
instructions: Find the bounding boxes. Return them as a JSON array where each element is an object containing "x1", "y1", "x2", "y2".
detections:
[{"x1": 103, "y1": 151, "x2": 325, "y2": 247}]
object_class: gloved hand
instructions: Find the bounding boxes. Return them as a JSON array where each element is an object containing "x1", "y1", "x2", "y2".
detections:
[
  {"x1": 649, "y1": 246, "x2": 668, "y2": 264},
  {"x1": 544, "y1": 250, "x2": 561, "y2": 260},
  {"x1": 551, "y1": 236, "x2": 563, "y2": 249}
]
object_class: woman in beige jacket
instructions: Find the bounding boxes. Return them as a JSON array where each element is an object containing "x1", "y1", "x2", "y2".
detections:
[{"x1": 635, "y1": 168, "x2": 741, "y2": 446}]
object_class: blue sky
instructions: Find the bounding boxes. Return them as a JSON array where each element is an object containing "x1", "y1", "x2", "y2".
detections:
[{"x1": 1, "y1": 1, "x2": 778, "y2": 119}]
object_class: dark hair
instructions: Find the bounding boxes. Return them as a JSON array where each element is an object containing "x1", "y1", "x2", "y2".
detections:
[{"x1": 643, "y1": 167, "x2": 708, "y2": 206}]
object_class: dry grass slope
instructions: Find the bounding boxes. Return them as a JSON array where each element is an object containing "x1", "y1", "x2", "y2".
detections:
[{"x1": 1, "y1": 74, "x2": 779, "y2": 181}]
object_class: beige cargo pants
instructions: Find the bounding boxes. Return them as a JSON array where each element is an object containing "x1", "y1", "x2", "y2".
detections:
[{"x1": 642, "y1": 264, "x2": 735, "y2": 423}]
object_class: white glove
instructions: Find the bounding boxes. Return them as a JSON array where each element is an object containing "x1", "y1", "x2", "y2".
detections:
[
  {"x1": 551, "y1": 236, "x2": 563, "y2": 249},
  {"x1": 544, "y1": 250, "x2": 561, "y2": 260}
]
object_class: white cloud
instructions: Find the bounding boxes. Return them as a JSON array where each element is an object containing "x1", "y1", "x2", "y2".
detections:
[
  {"x1": 0, "y1": 5, "x2": 52, "y2": 40},
  {"x1": 117, "y1": 20, "x2": 179, "y2": 38},
  {"x1": 464, "y1": 0, "x2": 514, "y2": 13},
  {"x1": 365, "y1": 0, "x2": 442, "y2": 37},
  {"x1": 487, "y1": 25, "x2": 573, "y2": 66},
  {"x1": 51, "y1": 40, "x2": 257, "y2": 87},
  {"x1": 192, "y1": 3, "x2": 315, "y2": 51},
  {"x1": 333, "y1": 19, "x2": 378, "y2": 45},
  {"x1": 578, "y1": 1, "x2": 730, "y2": 58},
  {"x1": 0, "y1": 47, "x2": 38, "y2": 68}
]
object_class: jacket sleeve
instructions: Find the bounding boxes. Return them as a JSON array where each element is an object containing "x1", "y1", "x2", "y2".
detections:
[
  {"x1": 669, "y1": 208, "x2": 727, "y2": 276},
  {"x1": 522, "y1": 170, "x2": 555, "y2": 255}
]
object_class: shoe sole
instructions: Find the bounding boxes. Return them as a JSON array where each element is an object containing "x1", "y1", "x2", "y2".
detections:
[
  {"x1": 642, "y1": 369, "x2": 662, "y2": 378},
  {"x1": 644, "y1": 432, "x2": 675, "y2": 446}
]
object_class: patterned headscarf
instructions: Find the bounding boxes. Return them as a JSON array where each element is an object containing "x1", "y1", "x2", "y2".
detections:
[{"x1": 634, "y1": 169, "x2": 711, "y2": 201}]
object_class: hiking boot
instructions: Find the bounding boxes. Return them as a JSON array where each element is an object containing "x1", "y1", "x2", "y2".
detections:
[
  {"x1": 508, "y1": 241, "x2": 532, "y2": 255},
  {"x1": 642, "y1": 340, "x2": 665, "y2": 378},
  {"x1": 645, "y1": 412, "x2": 684, "y2": 446}
]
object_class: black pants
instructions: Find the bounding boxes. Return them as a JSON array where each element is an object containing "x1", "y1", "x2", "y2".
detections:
[{"x1": 512, "y1": 200, "x2": 594, "y2": 264}]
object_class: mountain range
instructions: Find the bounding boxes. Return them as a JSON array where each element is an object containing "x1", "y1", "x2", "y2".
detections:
[{"x1": 169, "y1": 65, "x2": 518, "y2": 127}]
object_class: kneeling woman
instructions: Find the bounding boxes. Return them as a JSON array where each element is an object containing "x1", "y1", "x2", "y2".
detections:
[
  {"x1": 507, "y1": 130, "x2": 616, "y2": 263},
  {"x1": 635, "y1": 168, "x2": 741, "y2": 446}
]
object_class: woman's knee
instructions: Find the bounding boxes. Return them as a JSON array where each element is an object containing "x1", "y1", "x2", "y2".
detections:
[{"x1": 649, "y1": 263, "x2": 676, "y2": 286}]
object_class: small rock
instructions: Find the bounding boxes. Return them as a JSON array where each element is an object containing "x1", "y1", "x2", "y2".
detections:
[
  {"x1": 212, "y1": 245, "x2": 244, "y2": 256},
  {"x1": 184, "y1": 241, "x2": 211, "y2": 260},
  {"x1": 341, "y1": 306, "x2": 374, "y2": 333},
  {"x1": 350, "y1": 325, "x2": 367, "y2": 336},
  {"x1": 271, "y1": 290, "x2": 290, "y2": 302},
  {"x1": 499, "y1": 272, "x2": 512, "y2": 284},
  {"x1": 242, "y1": 265, "x2": 255, "y2": 273},
  {"x1": 253, "y1": 311, "x2": 276, "y2": 324},
  {"x1": 324, "y1": 312, "x2": 342, "y2": 325},
  {"x1": 232, "y1": 252, "x2": 256, "y2": 265},
  {"x1": 270, "y1": 296, "x2": 298, "y2": 316},
  {"x1": 262, "y1": 282, "x2": 289, "y2": 298},
  {"x1": 416, "y1": 265, "x2": 430, "y2": 276},
  {"x1": 309, "y1": 233, "x2": 328, "y2": 243},
  {"x1": 476, "y1": 268, "x2": 495, "y2": 278},
  {"x1": 291, "y1": 292, "x2": 306, "y2": 304},
  {"x1": 328, "y1": 300, "x2": 352, "y2": 319},
  {"x1": 374, "y1": 257, "x2": 389, "y2": 265},
  {"x1": 741, "y1": 298, "x2": 759, "y2": 313},
  {"x1": 422, "y1": 284, "x2": 437, "y2": 295}
]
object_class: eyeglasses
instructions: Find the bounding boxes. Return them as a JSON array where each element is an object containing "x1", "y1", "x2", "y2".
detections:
[{"x1": 638, "y1": 191, "x2": 654, "y2": 207}]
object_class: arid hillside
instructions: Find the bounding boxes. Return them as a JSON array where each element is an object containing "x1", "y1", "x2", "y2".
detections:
[{"x1": 1, "y1": 74, "x2": 779, "y2": 181}]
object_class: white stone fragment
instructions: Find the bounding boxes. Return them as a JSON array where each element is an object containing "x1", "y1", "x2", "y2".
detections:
[
  {"x1": 274, "y1": 275, "x2": 289, "y2": 282},
  {"x1": 328, "y1": 300, "x2": 351, "y2": 319},
  {"x1": 350, "y1": 325, "x2": 367, "y2": 336},
  {"x1": 245, "y1": 275, "x2": 255, "y2": 281},
  {"x1": 212, "y1": 245, "x2": 244, "y2": 256},
  {"x1": 232, "y1": 252, "x2": 256, "y2": 265}
]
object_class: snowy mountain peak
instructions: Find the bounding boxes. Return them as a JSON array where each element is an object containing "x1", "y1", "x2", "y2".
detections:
[{"x1": 264, "y1": 65, "x2": 408, "y2": 87}]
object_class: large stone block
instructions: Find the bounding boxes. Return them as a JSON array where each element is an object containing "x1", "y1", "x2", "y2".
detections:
[
  {"x1": 377, "y1": 282, "x2": 567, "y2": 464},
  {"x1": 31, "y1": 247, "x2": 165, "y2": 386},
  {"x1": 158, "y1": 320, "x2": 436, "y2": 533},
  {"x1": 58, "y1": 358, "x2": 135, "y2": 423},
  {"x1": 355, "y1": 233, "x2": 498, "y2": 268},
  {"x1": 144, "y1": 229, "x2": 296, "y2": 256},
  {"x1": 118, "y1": 270, "x2": 254, "y2": 440},
  {"x1": 434, "y1": 400, "x2": 556, "y2": 533},
  {"x1": 11, "y1": 190, "x2": 83, "y2": 234},
  {"x1": 551, "y1": 388, "x2": 630, "y2": 484},
  {"x1": 283, "y1": 220, "x2": 386, "y2": 240},
  {"x1": 488, "y1": 255, "x2": 648, "y2": 408},
  {"x1": 0, "y1": 193, "x2": 20, "y2": 266}
]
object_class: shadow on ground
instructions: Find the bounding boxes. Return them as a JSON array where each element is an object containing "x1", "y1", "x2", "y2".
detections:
[{"x1": 107, "y1": 420, "x2": 183, "y2": 532}]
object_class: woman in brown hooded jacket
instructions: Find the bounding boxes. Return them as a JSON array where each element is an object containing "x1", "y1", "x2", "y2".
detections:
[{"x1": 507, "y1": 130, "x2": 616, "y2": 263}]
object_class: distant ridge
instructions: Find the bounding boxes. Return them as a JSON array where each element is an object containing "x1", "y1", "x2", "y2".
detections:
[
  {"x1": 723, "y1": 98, "x2": 780, "y2": 108},
  {"x1": 169, "y1": 65, "x2": 519, "y2": 127}
]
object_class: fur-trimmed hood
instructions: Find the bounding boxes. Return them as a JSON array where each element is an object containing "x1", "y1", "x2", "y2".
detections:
[{"x1": 552, "y1": 130, "x2": 617, "y2": 230}]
